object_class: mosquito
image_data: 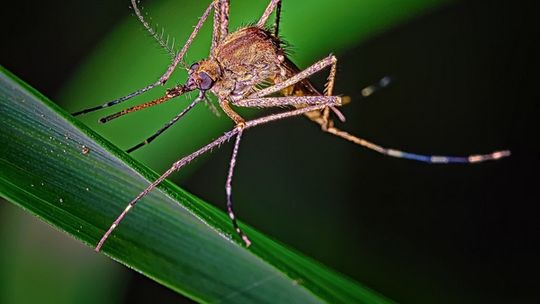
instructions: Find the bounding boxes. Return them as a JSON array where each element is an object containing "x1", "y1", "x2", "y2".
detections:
[{"x1": 72, "y1": 0, "x2": 511, "y2": 252}]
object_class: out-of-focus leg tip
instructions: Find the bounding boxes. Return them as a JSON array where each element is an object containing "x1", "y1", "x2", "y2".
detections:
[
  {"x1": 341, "y1": 96, "x2": 351, "y2": 106},
  {"x1": 243, "y1": 236, "x2": 252, "y2": 247},
  {"x1": 493, "y1": 150, "x2": 512, "y2": 160},
  {"x1": 501, "y1": 150, "x2": 511, "y2": 157}
]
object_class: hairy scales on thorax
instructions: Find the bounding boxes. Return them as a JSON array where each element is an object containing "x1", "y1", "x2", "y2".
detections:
[
  {"x1": 195, "y1": 26, "x2": 320, "y2": 102},
  {"x1": 197, "y1": 27, "x2": 284, "y2": 101}
]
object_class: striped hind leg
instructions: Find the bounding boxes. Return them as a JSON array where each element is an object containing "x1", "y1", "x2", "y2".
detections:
[
  {"x1": 305, "y1": 65, "x2": 509, "y2": 164},
  {"x1": 307, "y1": 109, "x2": 510, "y2": 163},
  {"x1": 224, "y1": 128, "x2": 251, "y2": 246}
]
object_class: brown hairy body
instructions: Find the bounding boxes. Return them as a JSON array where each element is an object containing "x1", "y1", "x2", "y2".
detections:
[
  {"x1": 211, "y1": 27, "x2": 284, "y2": 100},
  {"x1": 203, "y1": 26, "x2": 320, "y2": 104}
]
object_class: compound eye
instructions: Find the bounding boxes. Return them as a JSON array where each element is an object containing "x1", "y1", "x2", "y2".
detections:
[
  {"x1": 189, "y1": 62, "x2": 200, "y2": 73},
  {"x1": 198, "y1": 72, "x2": 214, "y2": 90}
]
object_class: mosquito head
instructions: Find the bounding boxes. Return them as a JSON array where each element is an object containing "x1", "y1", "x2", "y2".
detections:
[{"x1": 186, "y1": 60, "x2": 221, "y2": 93}]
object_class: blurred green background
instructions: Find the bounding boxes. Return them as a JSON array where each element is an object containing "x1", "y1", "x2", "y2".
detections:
[{"x1": 1, "y1": 0, "x2": 538, "y2": 303}]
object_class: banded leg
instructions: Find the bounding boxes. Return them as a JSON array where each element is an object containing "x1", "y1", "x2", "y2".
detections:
[
  {"x1": 73, "y1": 1, "x2": 215, "y2": 116},
  {"x1": 319, "y1": 75, "x2": 392, "y2": 127},
  {"x1": 306, "y1": 72, "x2": 509, "y2": 164},
  {"x1": 359, "y1": 76, "x2": 393, "y2": 98},
  {"x1": 307, "y1": 108, "x2": 510, "y2": 164},
  {"x1": 95, "y1": 103, "x2": 332, "y2": 251},
  {"x1": 71, "y1": 84, "x2": 157, "y2": 116},
  {"x1": 225, "y1": 128, "x2": 251, "y2": 246},
  {"x1": 327, "y1": 76, "x2": 392, "y2": 123},
  {"x1": 324, "y1": 125, "x2": 510, "y2": 163},
  {"x1": 273, "y1": 0, "x2": 282, "y2": 37}
]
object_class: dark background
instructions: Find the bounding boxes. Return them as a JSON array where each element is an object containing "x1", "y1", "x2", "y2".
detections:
[{"x1": 1, "y1": 0, "x2": 538, "y2": 303}]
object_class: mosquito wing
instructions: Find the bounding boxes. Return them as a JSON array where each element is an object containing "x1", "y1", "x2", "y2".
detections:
[{"x1": 278, "y1": 56, "x2": 323, "y2": 97}]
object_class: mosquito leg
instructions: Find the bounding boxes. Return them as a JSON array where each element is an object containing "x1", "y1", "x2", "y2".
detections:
[
  {"x1": 273, "y1": 0, "x2": 282, "y2": 37},
  {"x1": 301, "y1": 65, "x2": 509, "y2": 164},
  {"x1": 219, "y1": 0, "x2": 230, "y2": 40},
  {"x1": 249, "y1": 55, "x2": 337, "y2": 99},
  {"x1": 131, "y1": 0, "x2": 175, "y2": 57},
  {"x1": 327, "y1": 125, "x2": 510, "y2": 163},
  {"x1": 243, "y1": 53, "x2": 343, "y2": 126},
  {"x1": 305, "y1": 108, "x2": 511, "y2": 163},
  {"x1": 359, "y1": 76, "x2": 393, "y2": 98},
  {"x1": 95, "y1": 103, "x2": 332, "y2": 251},
  {"x1": 257, "y1": 0, "x2": 282, "y2": 28},
  {"x1": 231, "y1": 95, "x2": 341, "y2": 246},
  {"x1": 319, "y1": 53, "x2": 338, "y2": 128},
  {"x1": 72, "y1": 84, "x2": 158, "y2": 116},
  {"x1": 211, "y1": 0, "x2": 222, "y2": 52},
  {"x1": 245, "y1": 53, "x2": 340, "y2": 125},
  {"x1": 232, "y1": 95, "x2": 341, "y2": 108},
  {"x1": 158, "y1": 1, "x2": 214, "y2": 83},
  {"x1": 73, "y1": 2, "x2": 214, "y2": 117},
  {"x1": 326, "y1": 76, "x2": 393, "y2": 124},
  {"x1": 219, "y1": 100, "x2": 246, "y2": 125},
  {"x1": 225, "y1": 128, "x2": 251, "y2": 246},
  {"x1": 96, "y1": 129, "x2": 239, "y2": 252},
  {"x1": 211, "y1": 0, "x2": 230, "y2": 54},
  {"x1": 125, "y1": 94, "x2": 204, "y2": 153},
  {"x1": 133, "y1": 0, "x2": 215, "y2": 81}
]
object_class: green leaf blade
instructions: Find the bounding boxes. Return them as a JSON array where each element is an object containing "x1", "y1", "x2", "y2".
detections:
[{"x1": 0, "y1": 66, "x2": 392, "y2": 303}]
